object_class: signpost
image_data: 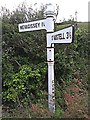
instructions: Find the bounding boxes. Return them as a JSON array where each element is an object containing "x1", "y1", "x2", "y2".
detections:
[
  {"x1": 18, "y1": 17, "x2": 54, "y2": 32},
  {"x1": 49, "y1": 26, "x2": 74, "y2": 45},
  {"x1": 18, "y1": 19, "x2": 46, "y2": 32},
  {"x1": 18, "y1": 3, "x2": 74, "y2": 113}
]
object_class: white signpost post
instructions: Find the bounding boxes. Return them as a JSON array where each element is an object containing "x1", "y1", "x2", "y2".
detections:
[{"x1": 18, "y1": 3, "x2": 74, "y2": 113}]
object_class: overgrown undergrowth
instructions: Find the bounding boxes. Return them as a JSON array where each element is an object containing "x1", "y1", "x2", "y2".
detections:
[{"x1": 1, "y1": 3, "x2": 89, "y2": 118}]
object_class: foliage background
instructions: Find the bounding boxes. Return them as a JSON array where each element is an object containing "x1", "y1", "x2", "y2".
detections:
[{"x1": 1, "y1": 3, "x2": 89, "y2": 118}]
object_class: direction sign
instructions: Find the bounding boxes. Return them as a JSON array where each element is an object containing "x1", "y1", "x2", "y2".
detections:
[
  {"x1": 18, "y1": 19, "x2": 46, "y2": 32},
  {"x1": 48, "y1": 26, "x2": 74, "y2": 45},
  {"x1": 18, "y1": 6, "x2": 74, "y2": 113},
  {"x1": 18, "y1": 17, "x2": 54, "y2": 32}
]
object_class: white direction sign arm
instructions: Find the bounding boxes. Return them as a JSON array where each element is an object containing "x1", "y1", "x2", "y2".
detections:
[
  {"x1": 18, "y1": 19, "x2": 46, "y2": 32},
  {"x1": 48, "y1": 26, "x2": 74, "y2": 47},
  {"x1": 18, "y1": 17, "x2": 54, "y2": 32}
]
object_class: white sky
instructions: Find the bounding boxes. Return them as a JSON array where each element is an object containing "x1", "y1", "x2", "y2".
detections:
[{"x1": 0, "y1": 0, "x2": 89, "y2": 22}]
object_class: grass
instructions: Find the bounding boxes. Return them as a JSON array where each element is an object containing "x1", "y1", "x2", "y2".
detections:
[
  {"x1": 77, "y1": 22, "x2": 88, "y2": 30},
  {"x1": 55, "y1": 22, "x2": 88, "y2": 31}
]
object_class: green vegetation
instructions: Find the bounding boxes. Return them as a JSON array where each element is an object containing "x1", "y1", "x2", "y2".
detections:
[
  {"x1": 77, "y1": 22, "x2": 88, "y2": 30},
  {"x1": 1, "y1": 3, "x2": 89, "y2": 118}
]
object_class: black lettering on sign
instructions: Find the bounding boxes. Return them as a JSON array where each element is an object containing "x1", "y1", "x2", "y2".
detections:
[
  {"x1": 37, "y1": 23, "x2": 40, "y2": 27},
  {"x1": 66, "y1": 31, "x2": 71, "y2": 39},
  {"x1": 20, "y1": 25, "x2": 24, "y2": 30},
  {"x1": 62, "y1": 33, "x2": 65, "y2": 39},
  {"x1": 25, "y1": 25, "x2": 28, "y2": 29},
  {"x1": 20, "y1": 22, "x2": 41, "y2": 30},
  {"x1": 53, "y1": 33, "x2": 65, "y2": 40},
  {"x1": 41, "y1": 22, "x2": 45, "y2": 27},
  {"x1": 54, "y1": 35, "x2": 58, "y2": 40},
  {"x1": 52, "y1": 79, "x2": 55, "y2": 105},
  {"x1": 52, "y1": 36, "x2": 54, "y2": 40},
  {"x1": 27, "y1": 24, "x2": 30, "y2": 28},
  {"x1": 32, "y1": 23, "x2": 36, "y2": 28},
  {"x1": 32, "y1": 23, "x2": 35, "y2": 28},
  {"x1": 30, "y1": 24, "x2": 33, "y2": 28},
  {"x1": 58, "y1": 33, "x2": 62, "y2": 39}
]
